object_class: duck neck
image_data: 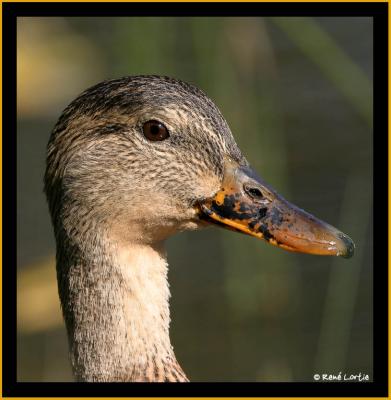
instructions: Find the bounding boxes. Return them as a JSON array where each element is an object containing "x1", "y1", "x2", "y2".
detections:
[{"x1": 58, "y1": 233, "x2": 188, "y2": 382}]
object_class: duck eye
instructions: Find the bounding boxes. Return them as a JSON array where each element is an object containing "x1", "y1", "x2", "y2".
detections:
[{"x1": 143, "y1": 120, "x2": 169, "y2": 141}]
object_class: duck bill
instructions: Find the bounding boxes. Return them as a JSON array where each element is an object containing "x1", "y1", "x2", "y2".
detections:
[{"x1": 197, "y1": 161, "x2": 354, "y2": 258}]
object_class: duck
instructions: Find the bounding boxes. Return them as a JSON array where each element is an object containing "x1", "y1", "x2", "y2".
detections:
[{"x1": 44, "y1": 75, "x2": 354, "y2": 382}]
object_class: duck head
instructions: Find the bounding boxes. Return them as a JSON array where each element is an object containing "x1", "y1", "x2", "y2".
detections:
[{"x1": 45, "y1": 75, "x2": 354, "y2": 258}]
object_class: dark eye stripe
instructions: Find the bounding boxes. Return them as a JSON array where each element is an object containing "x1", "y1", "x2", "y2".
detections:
[
  {"x1": 97, "y1": 123, "x2": 127, "y2": 136},
  {"x1": 143, "y1": 120, "x2": 169, "y2": 141}
]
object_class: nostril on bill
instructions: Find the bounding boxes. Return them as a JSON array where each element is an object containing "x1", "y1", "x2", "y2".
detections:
[{"x1": 244, "y1": 185, "x2": 263, "y2": 200}]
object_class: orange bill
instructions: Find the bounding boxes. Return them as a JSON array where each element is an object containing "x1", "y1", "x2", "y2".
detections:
[{"x1": 197, "y1": 160, "x2": 354, "y2": 258}]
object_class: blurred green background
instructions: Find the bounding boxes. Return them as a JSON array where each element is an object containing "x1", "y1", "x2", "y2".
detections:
[{"x1": 17, "y1": 17, "x2": 373, "y2": 382}]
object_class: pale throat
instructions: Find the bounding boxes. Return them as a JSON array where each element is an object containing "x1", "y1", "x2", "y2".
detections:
[
  {"x1": 67, "y1": 228, "x2": 181, "y2": 381},
  {"x1": 109, "y1": 236, "x2": 177, "y2": 359},
  {"x1": 111, "y1": 239, "x2": 188, "y2": 382},
  {"x1": 115, "y1": 240, "x2": 173, "y2": 354}
]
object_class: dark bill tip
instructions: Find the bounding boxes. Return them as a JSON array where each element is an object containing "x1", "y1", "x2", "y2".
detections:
[{"x1": 338, "y1": 233, "x2": 355, "y2": 259}]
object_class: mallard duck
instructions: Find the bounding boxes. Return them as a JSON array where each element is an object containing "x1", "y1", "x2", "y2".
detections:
[{"x1": 44, "y1": 75, "x2": 354, "y2": 382}]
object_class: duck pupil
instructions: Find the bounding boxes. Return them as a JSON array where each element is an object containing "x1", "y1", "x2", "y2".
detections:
[
  {"x1": 151, "y1": 124, "x2": 160, "y2": 135},
  {"x1": 143, "y1": 120, "x2": 169, "y2": 141}
]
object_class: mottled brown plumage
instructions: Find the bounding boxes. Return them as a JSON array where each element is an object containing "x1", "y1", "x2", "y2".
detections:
[
  {"x1": 45, "y1": 75, "x2": 247, "y2": 382},
  {"x1": 45, "y1": 75, "x2": 354, "y2": 382}
]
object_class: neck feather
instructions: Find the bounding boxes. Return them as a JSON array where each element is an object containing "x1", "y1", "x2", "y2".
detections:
[{"x1": 57, "y1": 233, "x2": 188, "y2": 382}]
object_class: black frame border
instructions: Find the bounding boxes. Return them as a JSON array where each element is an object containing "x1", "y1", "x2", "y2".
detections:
[{"x1": 3, "y1": 1, "x2": 388, "y2": 398}]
